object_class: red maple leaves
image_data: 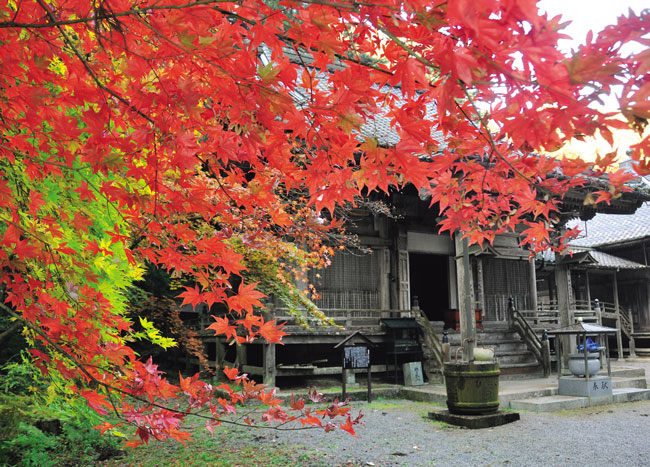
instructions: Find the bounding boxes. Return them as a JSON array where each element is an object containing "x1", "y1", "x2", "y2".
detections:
[{"x1": 0, "y1": 0, "x2": 647, "y2": 449}]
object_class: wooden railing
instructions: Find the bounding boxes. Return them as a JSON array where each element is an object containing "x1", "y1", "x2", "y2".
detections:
[
  {"x1": 413, "y1": 308, "x2": 443, "y2": 369},
  {"x1": 521, "y1": 298, "x2": 635, "y2": 358},
  {"x1": 521, "y1": 299, "x2": 600, "y2": 327},
  {"x1": 508, "y1": 298, "x2": 551, "y2": 376},
  {"x1": 271, "y1": 308, "x2": 395, "y2": 331}
]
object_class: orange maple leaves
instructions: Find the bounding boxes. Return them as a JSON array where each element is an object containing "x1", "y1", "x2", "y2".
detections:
[{"x1": 0, "y1": 0, "x2": 647, "y2": 448}]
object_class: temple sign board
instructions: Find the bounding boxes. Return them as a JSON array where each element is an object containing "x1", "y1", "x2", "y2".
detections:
[{"x1": 334, "y1": 331, "x2": 376, "y2": 402}]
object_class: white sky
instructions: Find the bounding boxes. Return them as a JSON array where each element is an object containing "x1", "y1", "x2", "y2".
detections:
[
  {"x1": 538, "y1": 0, "x2": 648, "y2": 53},
  {"x1": 537, "y1": 1, "x2": 649, "y2": 159}
]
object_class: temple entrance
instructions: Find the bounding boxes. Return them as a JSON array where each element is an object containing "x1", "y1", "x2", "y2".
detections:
[{"x1": 409, "y1": 253, "x2": 450, "y2": 322}]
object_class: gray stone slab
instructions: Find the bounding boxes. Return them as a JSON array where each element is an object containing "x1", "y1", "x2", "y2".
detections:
[
  {"x1": 611, "y1": 376, "x2": 647, "y2": 389},
  {"x1": 509, "y1": 395, "x2": 588, "y2": 412},
  {"x1": 428, "y1": 410, "x2": 520, "y2": 429},
  {"x1": 558, "y1": 376, "x2": 613, "y2": 397},
  {"x1": 612, "y1": 387, "x2": 650, "y2": 403}
]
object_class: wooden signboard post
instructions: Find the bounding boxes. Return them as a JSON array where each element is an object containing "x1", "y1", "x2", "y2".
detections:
[{"x1": 335, "y1": 332, "x2": 376, "y2": 402}]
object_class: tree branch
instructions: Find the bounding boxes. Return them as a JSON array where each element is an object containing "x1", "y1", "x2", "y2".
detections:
[{"x1": 0, "y1": 320, "x2": 21, "y2": 346}]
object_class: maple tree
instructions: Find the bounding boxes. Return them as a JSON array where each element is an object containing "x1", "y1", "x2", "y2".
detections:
[{"x1": 0, "y1": 0, "x2": 648, "y2": 446}]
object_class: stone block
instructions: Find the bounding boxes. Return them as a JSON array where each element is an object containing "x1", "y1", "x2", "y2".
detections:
[
  {"x1": 403, "y1": 361, "x2": 424, "y2": 386},
  {"x1": 558, "y1": 376, "x2": 613, "y2": 397}
]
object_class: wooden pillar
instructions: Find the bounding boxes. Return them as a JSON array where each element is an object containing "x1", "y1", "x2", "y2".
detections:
[
  {"x1": 263, "y1": 343, "x2": 276, "y2": 387},
  {"x1": 389, "y1": 232, "x2": 399, "y2": 310},
  {"x1": 477, "y1": 257, "x2": 485, "y2": 320},
  {"x1": 397, "y1": 230, "x2": 410, "y2": 311},
  {"x1": 235, "y1": 343, "x2": 247, "y2": 369},
  {"x1": 455, "y1": 234, "x2": 475, "y2": 362},
  {"x1": 646, "y1": 275, "x2": 650, "y2": 331},
  {"x1": 448, "y1": 257, "x2": 458, "y2": 310},
  {"x1": 529, "y1": 257, "x2": 538, "y2": 313},
  {"x1": 554, "y1": 259, "x2": 573, "y2": 367},
  {"x1": 613, "y1": 271, "x2": 624, "y2": 360},
  {"x1": 379, "y1": 248, "x2": 390, "y2": 309},
  {"x1": 215, "y1": 337, "x2": 225, "y2": 368},
  {"x1": 630, "y1": 310, "x2": 637, "y2": 358},
  {"x1": 585, "y1": 270, "x2": 594, "y2": 320}
]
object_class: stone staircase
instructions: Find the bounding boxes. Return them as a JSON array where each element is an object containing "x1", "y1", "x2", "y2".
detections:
[
  {"x1": 444, "y1": 324, "x2": 543, "y2": 378},
  {"x1": 399, "y1": 365, "x2": 650, "y2": 411},
  {"x1": 508, "y1": 366, "x2": 649, "y2": 412}
]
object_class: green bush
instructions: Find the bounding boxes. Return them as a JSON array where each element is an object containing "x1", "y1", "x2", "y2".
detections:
[{"x1": 0, "y1": 363, "x2": 123, "y2": 466}]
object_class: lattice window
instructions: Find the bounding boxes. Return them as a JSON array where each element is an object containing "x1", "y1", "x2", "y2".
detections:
[
  {"x1": 483, "y1": 258, "x2": 531, "y2": 320},
  {"x1": 308, "y1": 251, "x2": 381, "y2": 309}
]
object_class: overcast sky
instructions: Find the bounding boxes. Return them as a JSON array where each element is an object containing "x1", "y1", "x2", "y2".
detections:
[
  {"x1": 536, "y1": 0, "x2": 648, "y2": 159},
  {"x1": 538, "y1": 0, "x2": 648, "y2": 53}
]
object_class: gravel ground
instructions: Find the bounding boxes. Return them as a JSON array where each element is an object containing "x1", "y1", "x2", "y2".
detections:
[{"x1": 257, "y1": 399, "x2": 650, "y2": 466}]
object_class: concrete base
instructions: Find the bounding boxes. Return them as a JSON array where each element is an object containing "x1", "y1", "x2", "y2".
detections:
[
  {"x1": 428, "y1": 410, "x2": 520, "y2": 429},
  {"x1": 558, "y1": 375, "x2": 612, "y2": 397},
  {"x1": 510, "y1": 388, "x2": 650, "y2": 412}
]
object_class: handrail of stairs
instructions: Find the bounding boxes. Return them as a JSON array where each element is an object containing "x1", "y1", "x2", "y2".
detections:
[
  {"x1": 413, "y1": 308, "x2": 444, "y2": 369},
  {"x1": 593, "y1": 299, "x2": 636, "y2": 358},
  {"x1": 508, "y1": 297, "x2": 551, "y2": 377},
  {"x1": 618, "y1": 305, "x2": 636, "y2": 357}
]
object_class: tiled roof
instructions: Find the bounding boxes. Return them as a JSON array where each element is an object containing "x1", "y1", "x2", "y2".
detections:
[
  {"x1": 536, "y1": 248, "x2": 647, "y2": 270},
  {"x1": 569, "y1": 202, "x2": 650, "y2": 247},
  {"x1": 587, "y1": 250, "x2": 647, "y2": 269},
  {"x1": 270, "y1": 45, "x2": 446, "y2": 148}
]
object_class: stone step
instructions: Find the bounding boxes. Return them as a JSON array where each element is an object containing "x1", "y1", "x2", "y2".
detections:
[
  {"x1": 610, "y1": 366, "x2": 646, "y2": 379},
  {"x1": 450, "y1": 340, "x2": 530, "y2": 352},
  {"x1": 447, "y1": 333, "x2": 522, "y2": 343},
  {"x1": 499, "y1": 362, "x2": 543, "y2": 377},
  {"x1": 509, "y1": 387, "x2": 650, "y2": 412},
  {"x1": 611, "y1": 376, "x2": 647, "y2": 389},
  {"x1": 496, "y1": 351, "x2": 538, "y2": 365}
]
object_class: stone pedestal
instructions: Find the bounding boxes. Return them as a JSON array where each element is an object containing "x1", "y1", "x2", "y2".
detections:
[
  {"x1": 558, "y1": 376, "x2": 612, "y2": 397},
  {"x1": 429, "y1": 410, "x2": 520, "y2": 429}
]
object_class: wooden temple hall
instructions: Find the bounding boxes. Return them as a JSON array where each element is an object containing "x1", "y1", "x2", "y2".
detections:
[{"x1": 197, "y1": 184, "x2": 650, "y2": 387}]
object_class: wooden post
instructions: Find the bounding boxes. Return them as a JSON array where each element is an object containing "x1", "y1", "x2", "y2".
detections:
[
  {"x1": 630, "y1": 312, "x2": 637, "y2": 358},
  {"x1": 456, "y1": 235, "x2": 475, "y2": 362},
  {"x1": 554, "y1": 259, "x2": 573, "y2": 367},
  {"x1": 380, "y1": 248, "x2": 390, "y2": 309},
  {"x1": 235, "y1": 343, "x2": 247, "y2": 369},
  {"x1": 215, "y1": 337, "x2": 225, "y2": 369},
  {"x1": 542, "y1": 339, "x2": 551, "y2": 378},
  {"x1": 263, "y1": 343, "x2": 276, "y2": 387},
  {"x1": 367, "y1": 365, "x2": 372, "y2": 403},
  {"x1": 397, "y1": 230, "x2": 410, "y2": 311},
  {"x1": 613, "y1": 271, "x2": 624, "y2": 360},
  {"x1": 529, "y1": 257, "x2": 538, "y2": 314},
  {"x1": 477, "y1": 257, "x2": 485, "y2": 321}
]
